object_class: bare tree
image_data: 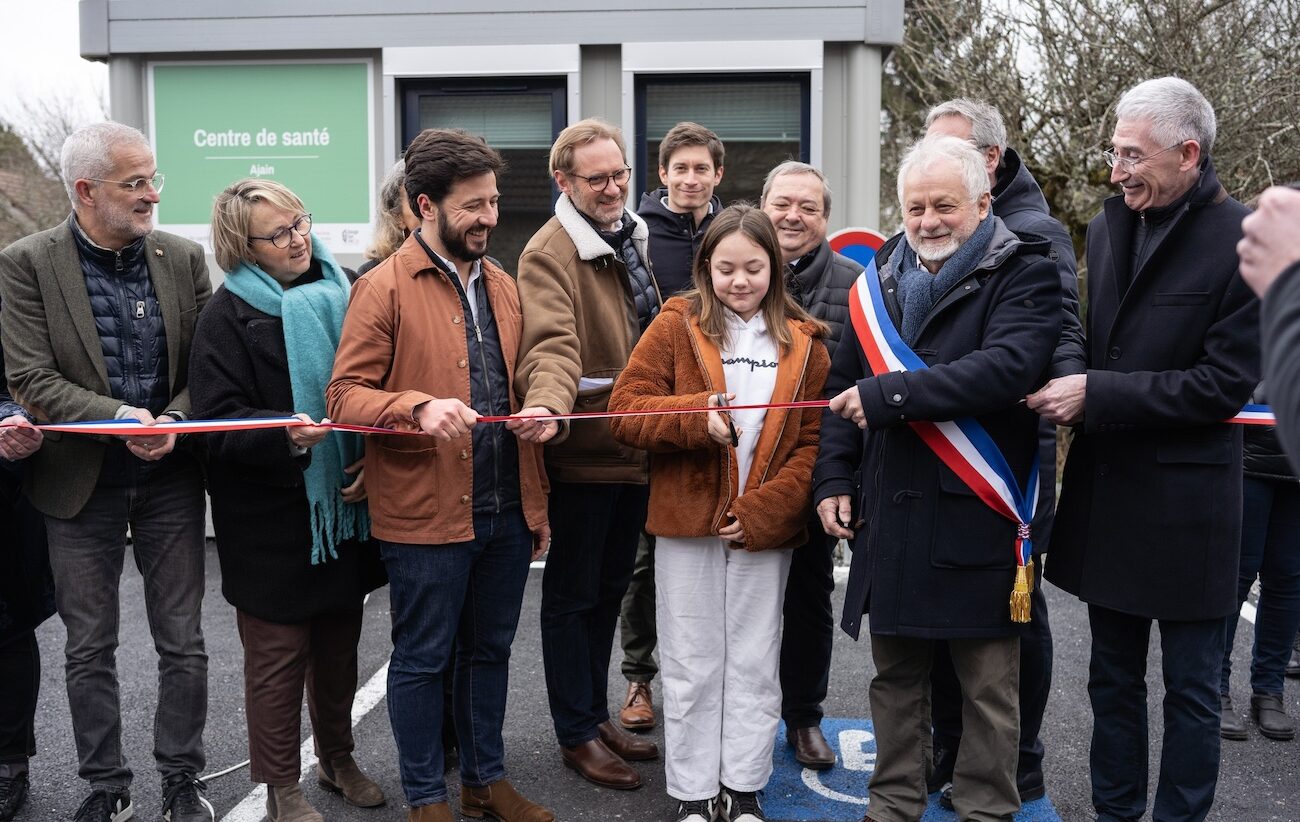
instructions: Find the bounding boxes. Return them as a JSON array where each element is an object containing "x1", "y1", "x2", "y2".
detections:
[
  {"x1": 881, "y1": 0, "x2": 1300, "y2": 268},
  {"x1": 0, "y1": 88, "x2": 108, "y2": 247}
]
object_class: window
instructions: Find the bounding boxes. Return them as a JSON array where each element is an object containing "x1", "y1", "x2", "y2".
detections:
[
  {"x1": 402, "y1": 77, "x2": 566, "y2": 272},
  {"x1": 635, "y1": 73, "x2": 810, "y2": 206}
]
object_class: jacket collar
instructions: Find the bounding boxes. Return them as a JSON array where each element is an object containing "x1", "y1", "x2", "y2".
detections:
[{"x1": 555, "y1": 192, "x2": 649, "y2": 262}]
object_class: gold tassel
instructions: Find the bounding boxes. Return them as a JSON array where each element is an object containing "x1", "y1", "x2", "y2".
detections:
[{"x1": 1010, "y1": 560, "x2": 1034, "y2": 623}]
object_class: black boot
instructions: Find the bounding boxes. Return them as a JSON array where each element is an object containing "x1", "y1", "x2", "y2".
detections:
[
  {"x1": 0, "y1": 763, "x2": 30, "y2": 822},
  {"x1": 1220, "y1": 693, "x2": 1248, "y2": 741},
  {"x1": 1287, "y1": 633, "x2": 1300, "y2": 678},
  {"x1": 1251, "y1": 692, "x2": 1296, "y2": 741}
]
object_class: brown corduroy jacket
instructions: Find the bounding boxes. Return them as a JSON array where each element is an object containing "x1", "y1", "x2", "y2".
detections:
[
  {"x1": 609, "y1": 297, "x2": 829, "y2": 551},
  {"x1": 325, "y1": 234, "x2": 548, "y2": 545}
]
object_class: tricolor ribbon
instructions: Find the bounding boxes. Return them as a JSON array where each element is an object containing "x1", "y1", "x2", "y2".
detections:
[
  {"x1": 847, "y1": 259, "x2": 1041, "y2": 623},
  {"x1": 1231, "y1": 404, "x2": 1277, "y2": 426}
]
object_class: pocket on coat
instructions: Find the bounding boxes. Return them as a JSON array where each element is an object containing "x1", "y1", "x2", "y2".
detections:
[
  {"x1": 370, "y1": 438, "x2": 439, "y2": 521},
  {"x1": 929, "y1": 467, "x2": 1015, "y2": 569},
  {"x1": 1152, "y1": 291, "x2": 1211, "y2": 306},
  {"x1": 1155, "y1": 439, "x2": 1231, "y2": 465}
]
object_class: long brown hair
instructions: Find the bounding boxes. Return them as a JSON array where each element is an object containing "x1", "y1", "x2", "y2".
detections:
[{"x1": 681, "y1": 203, "x2": 825, "y2": 352}]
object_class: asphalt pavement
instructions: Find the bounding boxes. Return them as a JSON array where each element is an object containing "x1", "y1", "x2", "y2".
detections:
[{"x1": 19, "y1": 540, "x2": 1300, "y2": 821}]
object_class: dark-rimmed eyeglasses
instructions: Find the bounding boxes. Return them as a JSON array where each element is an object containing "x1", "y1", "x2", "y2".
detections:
[
  {"x1": 86, "y1": 173, "x2": 165, "y2": 194},
  {"x1": 1101, "y1": 142, "x2": 1186, "y2": 173},
  {"x1": 250, "y1": 213, "x2": 312, "y2": 249},
  {"x1": 567, "y1": 166, "x2": 632, "y2": 191}
]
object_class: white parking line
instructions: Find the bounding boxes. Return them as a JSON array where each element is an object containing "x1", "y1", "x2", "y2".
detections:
[{"x1": 219, "y1": 660, "x2": 391, "y2": 822}]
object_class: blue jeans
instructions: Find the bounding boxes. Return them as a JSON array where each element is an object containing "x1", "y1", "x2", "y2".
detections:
[
  {"x1": 541, "y1": 481, "x2": 647, "y2": 746},
  {"x1": 1221, "y1": 476, "x2": 1300, "y2": 695},
  {"x1": 43, "y1": 461, "x2": 208, "y2": 790},
  {"x1": 1088, "y1": 605, "x2": 1223, "y2": 822},
  {"x1": 380, "y1": 509, "x2": 532, "y2": 806}
]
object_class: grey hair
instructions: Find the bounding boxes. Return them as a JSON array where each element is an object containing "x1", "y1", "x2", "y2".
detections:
[
  {"x1": 1115, "y1": 77, "x2": 1216, "y2": 155},
  {"x1": 59, "y1": 121, "x2": 151, "y2": 206},
  {"x1": 760, "y1": 161, "x2": 832, "y2": 217},
  {"x1": 925, "y1": 98, "x2": 1008, "y2": 153},
  {"x1": 896, "y1": 135, "x2": 991, "y2": 205}
]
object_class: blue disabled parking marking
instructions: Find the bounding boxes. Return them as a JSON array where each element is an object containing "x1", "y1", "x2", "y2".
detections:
[{"x1": 766, "y1": 718, "x2": 1063, "y2": 822}]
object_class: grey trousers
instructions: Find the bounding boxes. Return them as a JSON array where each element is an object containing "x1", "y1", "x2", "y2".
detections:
[
  {"x1": 868, "y1": 633, "x2": 1020, "y2": 822},
  {"x1": 44, "y1": 462, "x2": 208, "y2": 790}
]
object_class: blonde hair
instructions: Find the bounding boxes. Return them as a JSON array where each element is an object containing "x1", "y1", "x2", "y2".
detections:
[
  {"x1": 682, "y1": 203, "x2": 825, "y2": 353},
  {"x1": 210, "y1": 179, "x2": 307, "y2": 273},
  {"x1": 366, "y1": 160, "x2": 408, "y2": 262},
  {"x1": 549, "y1": 118, "x2": 626, "y2": 176}
]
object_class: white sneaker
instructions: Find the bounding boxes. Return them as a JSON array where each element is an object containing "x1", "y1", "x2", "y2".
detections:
[
  {"x1": 719, "y1": 787, "x2": 766, "y2": 822},
  {"x1": 674, "y1": 795, "x2": 718, "y2": 822}
]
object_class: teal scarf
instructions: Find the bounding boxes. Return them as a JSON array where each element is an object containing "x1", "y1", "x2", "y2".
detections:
[{"x1": 223, "y1": 235, "x2": 370, "y2": 564}]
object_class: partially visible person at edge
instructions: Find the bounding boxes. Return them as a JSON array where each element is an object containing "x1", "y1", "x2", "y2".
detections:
[
  {"x1": 922, "y1": 96, "x2": 1086, "y2": 809},
  {"x1": 0, "y1": 327, "x2": 50, "y2": 822},
  {"x1": 514, "y1": 117, "x2": 663, "y2": 791},
  {"x1": 1029, "y1": 77, "x2": 1259, "y2": 822},
  {"x1": 189, "y1": 179, "x2": 387, "y2": 821},
  {"x1": 758, "y1": 160, "x2": 864, "y2": 772},
  {"x1": 609, "y1": 203, "x2": 829, "y2": 822},
  {"x1": 327, "y1": 127, "x2": 555, "y2": 822},
  {"x1": 0, "y1": 121, "x2": 213, "y2": 822},
  {"x1": 617, "y1": 121, "x2": 726, "y2": 734},
  {"x1": 358, "y1": 159, "x2": 422, "y2": 278},
  {"x1": 815, "y1": 135, "x2": 1062, "y2": 822},
  {"x1": 1239, "y1": 184, "x2": 1300, "y2": 464},
  {"x1": 1218, "y1": 382, "x2": 1300, "y2": 745}
]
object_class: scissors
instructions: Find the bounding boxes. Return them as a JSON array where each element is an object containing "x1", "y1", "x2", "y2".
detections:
[{"x1": 715, "y1": 392, "x2": 739, "y2": 448}]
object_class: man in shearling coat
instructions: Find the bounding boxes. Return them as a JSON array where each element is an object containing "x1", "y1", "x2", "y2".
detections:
[{"x1": 515, "y1": 118, "x2": 663, "y2": 791}]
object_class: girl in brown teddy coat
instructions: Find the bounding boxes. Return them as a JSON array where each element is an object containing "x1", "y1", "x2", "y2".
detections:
[{"x1": 609, "y1": 204, "x2": 829, "y2": 822}]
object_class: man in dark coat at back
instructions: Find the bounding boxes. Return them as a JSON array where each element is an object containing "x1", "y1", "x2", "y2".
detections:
[
  {"x1": 1029, "y1": 77, "x2": 1260, "y2": 822},
  {"x1": 922, "y1": 97, "x2": 1085, "y2": 806},
  {"x1": 758, "y1": 160, "x2": 864, "y2": 770},
  {"x1": 815, "y1": 135, "x2": 1061, "y2": 822}
]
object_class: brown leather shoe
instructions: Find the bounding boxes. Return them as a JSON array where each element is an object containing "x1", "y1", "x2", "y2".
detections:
[
  {"x1": 787, "y1": 725, "x2": 836, "y2": 770},
  {"x1": 560, "y1": 738, "x2": 642, "y2": 790},
  {"x1": 598, "y1": 719, "x2": 660, "y2": 761},
  {"x1": 318, "y1": 754, "x2": 386, "y2": 807},
  {"x1": 619, "y1": 680, "x2": 656, "y2": 730},
  {"x1": 266, "y1": 783, "x2": 324, "y2": 822},
  {"x1": 462, "y1": 778, "x2": 555, "y2": 821},
  {"x1": 408, "y1": 802, "x2": 454, "y2": 821}
]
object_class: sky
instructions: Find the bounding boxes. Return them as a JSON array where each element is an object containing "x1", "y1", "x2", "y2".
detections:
[{"x1": 0, "y1": 0, "x2": 108, "y2": 130}]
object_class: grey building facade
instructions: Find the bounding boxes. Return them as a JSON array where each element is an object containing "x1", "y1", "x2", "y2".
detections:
[{"x1": 80, "y1": 0, "x2": 903, "y2": 270}]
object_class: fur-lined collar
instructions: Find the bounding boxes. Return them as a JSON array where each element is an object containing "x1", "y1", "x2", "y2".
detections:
[{"x1": 554, "y1": 192, "x2": 649, "y2": 262}]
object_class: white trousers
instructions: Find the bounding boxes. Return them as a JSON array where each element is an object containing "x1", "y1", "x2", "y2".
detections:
[{"x1": 656, "y1": 536, "x2": 793, "y2": 800}]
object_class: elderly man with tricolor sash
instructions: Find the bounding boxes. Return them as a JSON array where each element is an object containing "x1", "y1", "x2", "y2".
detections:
[{"x1": 812, "y1": 135, "x2": 1061, "y2": 822}]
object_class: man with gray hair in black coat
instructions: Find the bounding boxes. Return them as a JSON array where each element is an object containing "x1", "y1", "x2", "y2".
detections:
[
  {"x1": 1030, "y1": 77, "x2": 1259, "y2": 822},
  {"x1": 759, "y1": 160, "x2": 864, "y2": 770}
]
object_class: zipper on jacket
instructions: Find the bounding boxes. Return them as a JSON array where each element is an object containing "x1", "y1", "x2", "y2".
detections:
[
  {"x1": 753, "y1": 341, "x2": 813, "y2": 490},
  {"x1": 682, "y1": 315, "x2": 733, "y2": 533},
  {"x1": 448, "y1": 270, "x2": 502, "y2": 513},
  {"x1": 112, "y1": 264, "x2": 143, "y2": 411}
]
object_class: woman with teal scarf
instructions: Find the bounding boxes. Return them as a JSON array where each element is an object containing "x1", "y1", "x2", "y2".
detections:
[{"x1": 190, "y1": 179, "x2": 386, "y2": 822}]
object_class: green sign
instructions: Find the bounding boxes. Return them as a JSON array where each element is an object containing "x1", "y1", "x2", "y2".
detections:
[{"x1": 150, "y1": 61, "x2": 371, "y2": 242}]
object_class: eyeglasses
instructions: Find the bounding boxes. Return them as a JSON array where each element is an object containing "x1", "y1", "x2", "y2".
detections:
[
  {"x1": 567, "y1": 166, "x2": 632, "y2": 191},
  {"x1": 86, "y1": 173, "x2": 165, "y2": 194},
  {"x1": 249, "y1": 213, "x2": 312, "y2": 249},
  {"x1": 1101, "y1": 142, "x2": 1185, "y2": 173}
]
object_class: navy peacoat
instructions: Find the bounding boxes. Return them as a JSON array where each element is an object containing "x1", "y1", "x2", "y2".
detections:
[{"x1": 1046, "y1": 159, "x2": 1261, "y2": 621}]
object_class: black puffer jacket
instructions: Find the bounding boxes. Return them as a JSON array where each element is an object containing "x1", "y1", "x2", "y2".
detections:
[
  {"x1": 637, "y1": 187, "x2": 721, "y2": 297},
  {"x1": 70, "y1": 216, "x2": 172, "y2": 486},
  {"x1": 1244, "y1": 384, "x2": 1296, "y2": 482},
  {"x1": 598, "y1": 216, "x2": 659, "y2": 332},
  {"x1": 786, "y1": 241, "x2": 864, "y2": 360}
]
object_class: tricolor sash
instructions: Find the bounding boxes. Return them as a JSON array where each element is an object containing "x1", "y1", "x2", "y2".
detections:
[{"x1": 847, "y1": 259, "x2": 1040, "y2": 623}]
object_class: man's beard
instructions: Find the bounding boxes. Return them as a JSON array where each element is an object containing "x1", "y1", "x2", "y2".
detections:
[
  {"x1": 438, "y1": 206, "x2": 489, "y2": 262},
  {"x1": 906, "y1": 230, "x2": 963, "y2": 268}
]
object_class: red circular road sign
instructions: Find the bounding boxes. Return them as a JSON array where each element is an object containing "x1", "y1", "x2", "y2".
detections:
[{"x1": 828, "y1": 227, "x2": 889, "y2": 268}]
